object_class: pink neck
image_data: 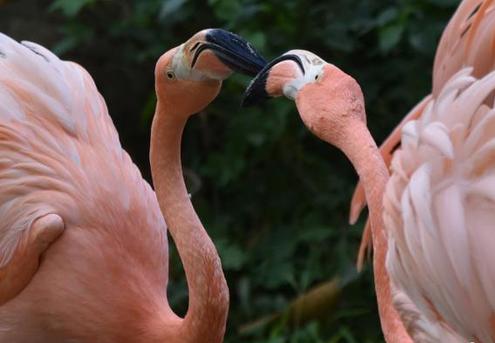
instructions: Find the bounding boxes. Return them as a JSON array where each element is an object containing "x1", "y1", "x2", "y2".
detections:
[
  {"x1": 317, "y1": 116, "x2": 412, "y2": 343},
  {"x1": 150, "y1": 101, "x2": 228, "y2": 343}
]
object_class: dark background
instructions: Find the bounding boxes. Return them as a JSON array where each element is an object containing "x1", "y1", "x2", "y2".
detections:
[{"x1": 1, "y1": 0, "x2": 460, "y2": 341}]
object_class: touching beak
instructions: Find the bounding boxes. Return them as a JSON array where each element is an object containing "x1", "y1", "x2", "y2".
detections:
[
  {"x1": 241, "y1": 54, "x2": 305, "y2": 107},
  {"x1": 191, "y1": 29, "x2": 267, "y2": 77}
]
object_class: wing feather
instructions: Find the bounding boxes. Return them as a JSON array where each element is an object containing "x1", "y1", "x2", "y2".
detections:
[
  {"x1": 386, "y1": 68, "x2": 495, "y2": 342},
  {"x1": 0, "y1": 33, "x2": 163, "y2": 269},
  {"x1": 350, "y1": 0, "x2": 495, "y2": 269}
]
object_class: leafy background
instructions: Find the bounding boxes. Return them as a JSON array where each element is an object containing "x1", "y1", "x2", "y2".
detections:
[{"x1": 0, "y1": 0, "x2": 460, "y2": 341}]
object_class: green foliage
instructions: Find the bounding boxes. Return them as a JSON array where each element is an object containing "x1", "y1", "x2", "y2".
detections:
[
  {"x1": 49, "y1": 0, "x2": 96, "y2": 17},
  {"x1": 42, "y1": 0, "x2": 460, "y2": 341}
]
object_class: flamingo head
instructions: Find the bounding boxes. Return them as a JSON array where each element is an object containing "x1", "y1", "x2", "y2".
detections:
[
  {"x1": 242, "y1": 50, "x2": 366, "y2": 145},
  {"x1": 155, "y1": 29, "x2": 266, "y2": 116}
]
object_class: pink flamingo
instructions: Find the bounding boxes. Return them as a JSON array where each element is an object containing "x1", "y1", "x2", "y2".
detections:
[
  {"x1": 243, "y1": 50, "x2": 415, "y2": 342},
  {"x1": 351, "y1": 0, "x2": 495, "y2": 271},
  {"x1": 242, "y1": 0, "x2": 495, "y2": 339},
  {"x1": 0, "y1": 29, "x2": 264, "y2": 342},
  {"x1": 348, "y1": 0, "x2": 495, "y2": 341}
]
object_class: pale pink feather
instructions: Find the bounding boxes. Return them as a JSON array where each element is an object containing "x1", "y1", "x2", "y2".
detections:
[
  {"x1": 350, "y1": 0, "x2": 495, "y2": 266},
  {"x1": 0, "y1": 34, "x2": 171, "y2": 341},
  {"x1": 348, "y1": 1, "x2": 495, "y2": 341},
  {"x1": 386, "y1": 68, "x2": 495, "y2": 342}
]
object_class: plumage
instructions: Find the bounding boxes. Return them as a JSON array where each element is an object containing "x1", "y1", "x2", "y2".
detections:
[
  {"x1": 0, "y1": 33, "x2": 160, "y2": 266},
  {"x1": 0, "y1": 33, "x2": 171, "y2": 342},
  {"x1": 347, "y1": 0, "x2": 495, "y2": 341},
  {"x1": 350, "y1": 0, "x2": 495, "y2": 269},
  {"x1": 0, "y1": 29, "x2": 265, "y2": 342},
  {"x1": 385, "y1": 68, "x2": 495, "y2": 342}
]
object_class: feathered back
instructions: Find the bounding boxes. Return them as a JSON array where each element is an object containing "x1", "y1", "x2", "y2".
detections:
[
  {"x1": 385, "y1": 68, "x2": 495, "y2": 343},
  {"x1": 433, "y1": 0, "x2": 495, "y2": 95},
  {"x1": 0, "y1": 34, "x2": 165, "y2": 268},
  {"x1": 350, "y1": 0, "x2": 495, "y2": 266},
  {"x1": 350, "y1": 0, "x2": 495, "y2": 342}
]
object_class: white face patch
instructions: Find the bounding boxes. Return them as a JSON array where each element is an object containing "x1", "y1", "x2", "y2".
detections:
[
  {"x1": 169, "y1": 43, "x2": 227, "y2": 81},
  {"x1": 170, "y1": 44, "x2": 209, "y2": 81},
  {"x1": 282, "y1": 50, "x2": 326, "y2": 100}
]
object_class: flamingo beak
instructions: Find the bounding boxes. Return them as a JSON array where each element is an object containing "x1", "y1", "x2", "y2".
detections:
[
  {"x1": 191, "y1": 29, "x2": 266, "y2": 77},
  {"x1": 241, "y1": 54, "x2": 305, "y2": 107}
]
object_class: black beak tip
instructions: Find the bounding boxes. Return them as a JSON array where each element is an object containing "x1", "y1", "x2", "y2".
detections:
[
  {"x1": 240, "y1": 91, "x2": 257, "y2": 108},
  {"x1": 241, "y1": 71, "x2": 270, "y2": 107},
  {"x1": 241, "y1": 53, "x2": 307, "y2": 107},
  {"x1": 205, "y1": 29, "x2": 267, "y2": 76}
]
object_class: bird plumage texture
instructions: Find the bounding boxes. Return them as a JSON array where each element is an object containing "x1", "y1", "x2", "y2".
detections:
[
  {"x1": 349, "y1": 0, "x2": 495, "y2": 341},
  {"x1": 386, "y1": 67, "x2": 495, "y2": 343},
  {"x1": 0, "y1": 27, "x2": 266, "y2": 342},
  {"x1": 0, "y1": 33, "x2": 166, "y2": 264},
  {"x1": 351, "y1": 0, "x2": 495, "y2": 264},
  {"x1": 0, "y1": 33, "x2": 171, "y2": 341}
]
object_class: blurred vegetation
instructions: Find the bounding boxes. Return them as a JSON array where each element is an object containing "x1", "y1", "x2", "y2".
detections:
[{"x1": 1, "y1": 0, "x2": 460, "y2": 341}]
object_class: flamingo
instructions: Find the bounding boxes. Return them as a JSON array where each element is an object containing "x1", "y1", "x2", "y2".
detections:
[
  {"x1": 241, "y1": 0, "x2": 495, "y2": 338},
  {"x1": 348, "y1": 0, "x2": 495, "y2": 341},
  {"x1": 351, "y1": 0, "x2": 495, "y2": 271},
  {"x1": 0, "y1": 29, "x2": 265, "y2": 342},
  {"x1": 242, "y1": 50, "x2": 414, "y2": 342}
]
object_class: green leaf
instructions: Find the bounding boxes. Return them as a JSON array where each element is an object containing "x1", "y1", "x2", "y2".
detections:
[
  {"x1": 217, "y1": 240, "x2": 247, "y2": 271},
  {"x1": 298, "y1": 226, "x2": 333, "y2": 242},
  {"x1": 376, "y1": 7, "x2": 398, "y2": 26},
  {"x1": 159, "y1": 0, "x2": 187, "y2": 18},
  {"x1": 379, "y1": 23, "x2": 404, "y2": 53},
  {"x1": 49, "y1": 0, "x2": 96, "y2": 17},
  {"x1": 208, "y1": 0, "x2": 242, "y2": 22}
]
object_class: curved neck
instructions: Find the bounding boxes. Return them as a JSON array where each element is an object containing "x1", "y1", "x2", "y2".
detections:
[
  {"x1": 315, "y1": 115, "x2": 412, "y2": 343},
  {"x1": 150, "y1": 101, "x2": 228, "y2": 343}
]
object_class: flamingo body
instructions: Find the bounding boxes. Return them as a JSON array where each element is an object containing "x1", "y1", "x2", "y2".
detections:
[
  {"x1": 349, "y1": 0, "x2": 495, "y2": 341},
  {"x1": 351, "y1": 0, "x2": 495, "y2": 267},
  {"x1": 0, "y1": 33, "x2": 173, "y2": 342},
  {"x1": 385, "y1": 67, "x2": 495, "y2": 343},
  {"x1": 0, "y1": 29, "x2": 265, "y2": 342}
]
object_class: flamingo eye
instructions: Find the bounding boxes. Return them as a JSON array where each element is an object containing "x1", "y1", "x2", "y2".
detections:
[{"x1": 166, "y1": 71, "x2": 176, "y2": 80}]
